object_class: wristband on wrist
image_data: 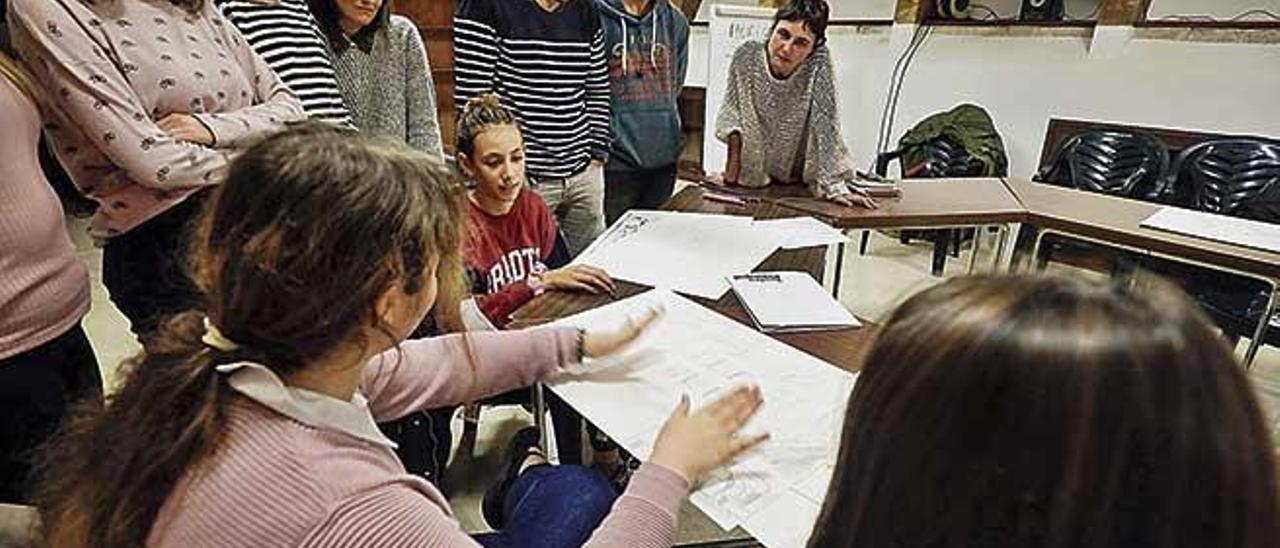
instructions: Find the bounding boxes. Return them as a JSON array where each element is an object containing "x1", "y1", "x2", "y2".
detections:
[
  {"x1": 575, "y1": 328, "x2": 586, "y2": 363},
  {"x1": 527, "y1": 272, "x2": 546, "y2": 296}
]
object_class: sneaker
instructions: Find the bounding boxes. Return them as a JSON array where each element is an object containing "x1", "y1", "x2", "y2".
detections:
[{"x1": 481, "y1": 426, "x2": 543, "y2": 530}]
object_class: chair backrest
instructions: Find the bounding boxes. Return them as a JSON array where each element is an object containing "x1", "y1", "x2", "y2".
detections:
[
  {"x1": 1036, "y1": 130, "x2": 1170, "y2": 201},
  {"x1": 1174, "y1": 139, "x2": 1280, "y2": 223},
  {"x1": 909, "y1": 137, "x2": 986, "y2": 179}
]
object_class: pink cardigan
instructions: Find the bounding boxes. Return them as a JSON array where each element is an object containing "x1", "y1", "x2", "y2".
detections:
[
  {"x1": 148, "y1": 327, "x2": 689, "y2": 547},
  {"x1": 0, "y1": 74, "x2": 91, "y2": 359}
]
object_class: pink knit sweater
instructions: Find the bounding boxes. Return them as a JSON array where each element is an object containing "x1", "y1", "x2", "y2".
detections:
[
  {"x1": 0, "y1": 75, "x2": 91, "y2": 359},
  {"x1": 148, "y1": 327, "x2": 689, "y2": 547}
]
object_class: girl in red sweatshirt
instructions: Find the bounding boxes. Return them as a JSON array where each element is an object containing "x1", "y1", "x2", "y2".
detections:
[{"x1": 458, "y1": 94, "x2": 616, "y2": 328}]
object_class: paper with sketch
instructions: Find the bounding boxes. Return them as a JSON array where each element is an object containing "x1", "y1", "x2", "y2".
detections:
[
  {"x1": 547, "y1": 290, "x2": 856, "y2": 543},
  {"x1": 574, "y1": 211, "x2": 781, "y2": 299},
  {"x1": 1141, "y1": 207, "x2": 1280, "y2": 254},
  {"x1": 754, "y1": 217, "x2": 849, "y2": 249},
  {"x1": 730, "y1": 272, "x2": 861, "y2": 332}
]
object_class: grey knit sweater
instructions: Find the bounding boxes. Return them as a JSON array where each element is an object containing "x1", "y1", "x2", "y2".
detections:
[
  {"x1": 332, "y1": 15, "x2": 443, "y2": 158},
  {"x1": 715, "y1": 40, "x2": 852, "y2": 199}
]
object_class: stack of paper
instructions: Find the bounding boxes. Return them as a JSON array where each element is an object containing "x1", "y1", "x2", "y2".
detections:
[
  {"x1": 730, "y1": 272, "x2": 861, "y2": 332},
  {"x1": 575, "y1": 211, "x2": 781, "y2": 299},
  {"x1": 548, "y1": 290, "x2": 857, "y2": 546}
]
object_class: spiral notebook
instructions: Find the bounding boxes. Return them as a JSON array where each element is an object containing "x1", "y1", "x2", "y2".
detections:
[{"x1": 729, "y1": 272, "x2": 861, "y2": 333}]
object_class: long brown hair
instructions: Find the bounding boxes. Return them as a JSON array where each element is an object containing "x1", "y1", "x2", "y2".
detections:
[
  {"x1": 307, "y1": 0, "x2": 392, "y2": 53},
  {"x1": 809, "y1": 275, "x2": 1279, "y2": 548},
  {"x1": 33, "y1": 122, "x2": 467, "y2": 547}
]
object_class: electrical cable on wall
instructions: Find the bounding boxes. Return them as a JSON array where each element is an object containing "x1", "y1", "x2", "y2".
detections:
[
  {"x1": 1154, "y1": 8, "x2": 1280, "y2": 22},
  {"x1": 873, "y1": 24, "x2": 926, "y2": 156},
  {"x1": 872, "y1": 23, "x2": 934, "y2": 167},
  {"x1": 968, "y1": 3, "x2": 1003, "y2": 21}
]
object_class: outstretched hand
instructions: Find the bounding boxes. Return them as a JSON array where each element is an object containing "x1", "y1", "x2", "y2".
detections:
[
  {"x1": 649, "y1": 385, "x2": 769, "y2": 483},
  {"x1": 581, "y1": 306, "x2": 663, "y2": 359}
]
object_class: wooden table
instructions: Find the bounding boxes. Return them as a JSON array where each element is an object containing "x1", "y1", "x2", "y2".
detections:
[
  {"x1": 1004, "y1": 178, "x2": 1280, "y2": 366},
  {"x1": 510, "y1": 186, "x2": 878, "y2": 373},
  {"x1": 699, "y1": 179, "x2": 1028, "y2": 289},
  {"x1": 769, "y1": 177, "x2": 1027, "y2": 230},
  {"x1": 508, "y1": 186, "x2": 877, "y2": 546}
]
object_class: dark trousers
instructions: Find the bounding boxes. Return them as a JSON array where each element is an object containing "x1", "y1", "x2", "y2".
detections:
[
  {"x1": 474, "y1": 464, "x2": 616, "y2": 547},
  {"x1": 604, "y1": 164, "x2": 677, "y2": 225},
  {"x1": 102, "y1": 194, "x2": 207, "y2": 340},
  {"x1": 0, "y1": 325, "x2": 102, "y2": 503}
]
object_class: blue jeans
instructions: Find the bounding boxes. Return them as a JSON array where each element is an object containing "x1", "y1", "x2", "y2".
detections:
[{"x1": 474, "y1": 465, "x2": 617, "y2": 548}]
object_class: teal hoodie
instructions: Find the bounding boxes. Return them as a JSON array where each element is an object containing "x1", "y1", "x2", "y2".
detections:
[{"x1": 595, "y1": 0, "x2": 690, "y2": 172}]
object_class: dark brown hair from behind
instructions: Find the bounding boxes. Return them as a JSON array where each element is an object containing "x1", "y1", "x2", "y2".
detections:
[
  {"x1": 809, "y1": 274, "x2": 1279, "y2": 548},
  {"x1": 32, "y1": 122, "x2": 467, "y2": 547}
]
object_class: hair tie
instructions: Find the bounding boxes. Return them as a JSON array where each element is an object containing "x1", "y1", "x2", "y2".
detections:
[{"x1": 202, "y1": 317, "x2": 242, "y2": 352}]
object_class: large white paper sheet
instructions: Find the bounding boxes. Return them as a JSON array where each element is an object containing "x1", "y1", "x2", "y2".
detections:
[
  {"x1": 1141, "y1": 207, "x2": 1280, "y2": 254},
  {"x1": 754, "y1": 217, "x2": 850, "y2": 250},
  {"x1": 548, "y1": 290, "x2": 856, "y2": 544},
  {"x1": 575, "y1": 211, "x2": 781, "y2": 299}
]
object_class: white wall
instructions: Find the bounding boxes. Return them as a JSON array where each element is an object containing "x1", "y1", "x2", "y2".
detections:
[
  {"x1": 695, "y1": 0, "x2": 898, "y2": 21},
  {"x1": 689, "y1": 26, "x2": 1280, "y2": 178},
  {"x1": 1147, "y1": 0, "x2": 1280, "y2": 20}
]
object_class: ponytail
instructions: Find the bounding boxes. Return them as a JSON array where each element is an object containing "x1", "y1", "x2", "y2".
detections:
[{"x1": 34, "y1": 312, "x2": 239, "y2": 547}]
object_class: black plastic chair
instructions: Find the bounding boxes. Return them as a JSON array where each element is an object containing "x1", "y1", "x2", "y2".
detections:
[
  {"x1": 1036, "y1": 130, "x2": 1171, "y2": 200},
  {"x1": 868, "y1": 137, "x2": 985, "y2": 276},
  {"x1": 1150, "y1": 139, "x2": 1280, "y2": 352},
  {"x1": 1178, "y1": 138, "x2": 1280, "y2": 222},
  {"x1": 1032, "y1": 130, "x2": 1171, "y2": 272}
]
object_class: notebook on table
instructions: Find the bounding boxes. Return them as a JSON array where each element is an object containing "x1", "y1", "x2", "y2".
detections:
[{"x1": 729, "y1": 272, "x2": 861, "y2": 333}]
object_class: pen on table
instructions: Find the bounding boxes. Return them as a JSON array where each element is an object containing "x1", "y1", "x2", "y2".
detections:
[{"x1": 702, "y1": 191, "x2": 749, "y2": 207}]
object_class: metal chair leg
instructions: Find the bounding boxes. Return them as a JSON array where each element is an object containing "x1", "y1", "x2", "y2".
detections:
[
  {"x1": 532, "y1": 382, "x2": 549, "y2": 453},
  {"x1": 1243, "y1": 283, "x2": 1278, "y2": 369},
  {"x1": 859, "y1": 231, "x2": 870, "y2": 255},
  {"x1": 832, "y1": 241, "x2": 846, "y2": 299}
]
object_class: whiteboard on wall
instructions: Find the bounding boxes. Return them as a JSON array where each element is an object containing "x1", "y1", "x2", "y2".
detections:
[{"x1": 703, "y1": 4, "x2": 775, "y2": 176}]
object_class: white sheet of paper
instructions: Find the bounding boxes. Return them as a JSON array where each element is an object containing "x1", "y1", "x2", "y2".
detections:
[
  {"x1": 547, "y1": 290, "x2": 856, "y2": 540},
  {"x1": 754, "y1": 217, "x2": 850, "y2": 250},
  {"x1": 574, "y1": 211, "x2": 781, "y2": 299},
  {"x1": 730, "y1": 272, "x2": 861, "y2": 331},
  {"x1": 1140, "y1": 207, "x2": 1280, "y2": 254}
]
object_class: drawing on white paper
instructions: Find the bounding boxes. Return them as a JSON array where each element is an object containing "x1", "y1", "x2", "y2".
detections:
[
  {"x1": 573, "y1": 211, "x2": 781, "y2": 299},
  {"x1": 548, "y1": 290, "x2": 857, "y2": 545}
]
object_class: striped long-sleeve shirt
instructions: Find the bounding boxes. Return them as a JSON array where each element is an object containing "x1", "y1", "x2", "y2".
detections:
[
  {"x1": 454, "y1": 0, "x2": 611, "y2": 179},
  {"x1": 214, "y1": 0, "x2": 352, "y2": 125}
]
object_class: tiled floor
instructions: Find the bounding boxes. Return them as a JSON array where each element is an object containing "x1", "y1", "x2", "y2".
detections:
[{"x1": 74, "y1": 216, "x2": 1280, "y2": 539}]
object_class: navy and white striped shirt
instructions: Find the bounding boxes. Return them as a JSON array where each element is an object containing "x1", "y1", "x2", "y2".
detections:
[
  {"x1": 215, "y1": 0, "x2": 352, "y2": 126},
  {"x1": 454, "y1": 0, "x2": 611, "y2": 179}
]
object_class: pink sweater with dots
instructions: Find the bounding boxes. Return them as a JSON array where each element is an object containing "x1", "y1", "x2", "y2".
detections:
[{"x1": 8, "y1": 0, "x2": 304, "y2": 238}]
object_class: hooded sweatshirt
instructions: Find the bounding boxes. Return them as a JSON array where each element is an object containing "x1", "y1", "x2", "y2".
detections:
[{"x1": 595, "y1": 0, "x2": 689, "y2": 173}]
